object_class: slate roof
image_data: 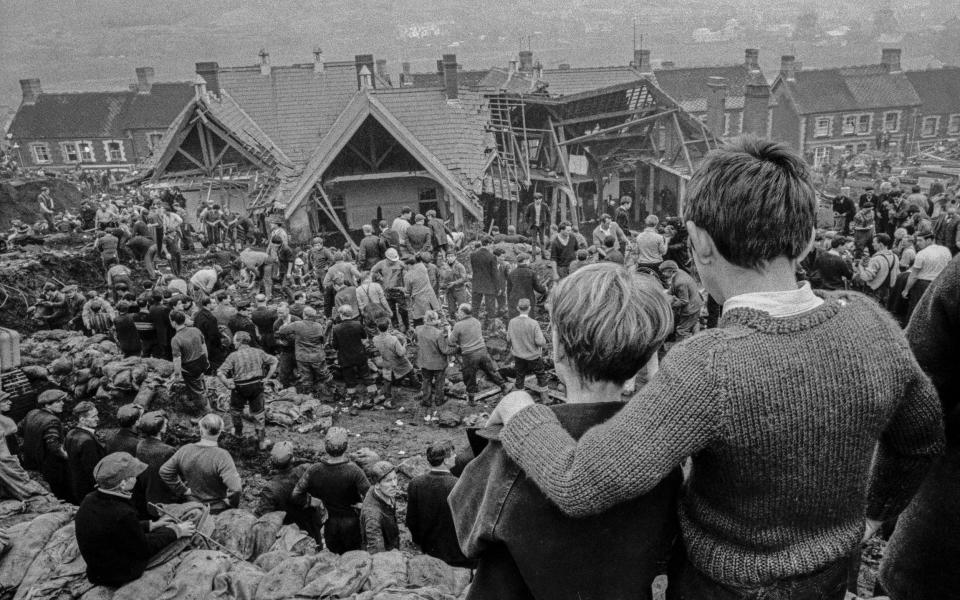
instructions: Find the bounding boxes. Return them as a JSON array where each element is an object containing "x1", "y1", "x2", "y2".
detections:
[
  {"x1": 540, "y1": 66, "x2": 646, "y2": 97},
  {"x1": 120, "y1": 82, "x2": 194, "y2": 130},
  {"x1": 905, "y1": 67, "x2": 960, "y2": 115},
  {"x1": 9, "y1": 91, "x2": 131, "y2": 139},
  {"x1": 372, "y1": 86, "x2": 493, "y2": 191},
  {"x1": 217, "y1": 62, "x2": 375, "y2": 164},
  {"x1": 653, "y1": 64, "x2": 765, "y2": 112},
  {"x1": 777, "y1": 64, "x2": 921, "y2": 115},
  {"x1": 405, "y1": 70, "x2": 491, "y2": 89}
]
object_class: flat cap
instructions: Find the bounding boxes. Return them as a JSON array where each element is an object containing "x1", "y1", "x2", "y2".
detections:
[{"x1": 94, "y1": 452, "x2": 147, "y2": 489}]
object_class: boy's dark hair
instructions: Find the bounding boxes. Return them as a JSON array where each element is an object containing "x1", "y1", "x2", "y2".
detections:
[
  {"x1": 169, "y1": 310, "x2": 186, "y2": 326},
  {"x1": 376, "y1": 319, "x2": 391, "y2": 332},
  {"x1": 426, "y1": 440, "x2": 454, "y2": 467},
  {"x1": 683, "y1": 136, "x2": 817, "y2": 270},
  {"x1": 200, "y1": 297, "x2": 213, "y2": 308},
  {"x1": 830, "y1": 237, "x2": 846, "y2": 249},
  {"x1": 874, "y1": 233, "x2": 892, "y2": 247},
  {"x1": 604, "y1": 238, "x2": 614, "y2": 248}
]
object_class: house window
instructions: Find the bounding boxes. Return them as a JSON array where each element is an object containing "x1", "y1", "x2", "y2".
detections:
[
  {"x1": 921, "y1": 116, "x2": 940, "y2": 138},
  {"x1": 856, "y1": 114, "x2": 872, "y2": 135},
  {"x1": 147, "y1": 132, "x2": 165, "y2": 151},
  {"x1": 842, "y1": 115, "x2": 857, "y2": 135},
  {"x1": 812, "y1": 146, "x2": 831, "y2": 166},
  {"x1": 60, "y1": 142, "x2": 79, "y2": 162},
  {"x1": 856, "y1": 143, "x2": 868, "y2": 154},
  {"x1": 841, "y1": 113, "x2": 872, "y2": 136},
  {"x1": 814, "y1": 117, "x2": 832, "y2": 138},
  {"x1": 948, "y1": 114, "x2": 960, "y2": 135},
  {"x1": 103, "y1": 141, "x2": 125, "y2": 162},
  {"x1": 76, "y1": 141, "x2": 95, "y2": 162},
  {"x1": 418, "y1": 187, "x2": 439, "y2": 216},
  {"x1": 30, "y1": 143, "x2": 51, "y2": 164},
  {"x1": 883, "y1": 111, "x2": 900, "y2": 132}
]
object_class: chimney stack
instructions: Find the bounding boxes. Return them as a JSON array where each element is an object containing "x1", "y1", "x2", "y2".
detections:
[
  {"x1": 400, "y1": 61, "x2": 411, "y2": 86},
  {"x1": 660, "y1": 61, "x2": 675, "y2": 69},
  {"x1": 881, "y1": 48, "x2": 902, "y2": 73},
  {"x1": 519, "y1": 50, "x2": 534, "y2": 72},
  {"x1": 313, "y1": 47, "x2": 324, "y2": 74},
  {"x1": 706, "y1": 76, "x2": 728, "y2": 136},
  {"x1": 742, "y1": 78, "x2": 771, "y2": 138},
  {"x1": 779, "y1": 55, "x2": 796, "y2": 82},
  {"x1": 376, "y1": 59, "x2": 387, "y2": 79},
  {"x1": 259, "y1": 49, "x2": 271, "y2": 76},
  {"x1": 436, "y1": 59, "x2": 444, "y2": 76},
  {"x1": 19, "y1": 79, "x2": 42, "y2": 105},
  {"x1": 745, "y1": 48, "x2": 759, "y2": 71},
  {"x1": 195, "y1": 62, "x2": 221, "y2": 97},
  {"x1": 442, "y1": 54, "x2": 459, "y2": 100},
  {"x1": 633, "y1": 49, "x2": 651, "y2": 72},
  {"x1": 355, "y1": 54, "x2": 375, "y2": 89},
  {"x1": 135, "y1": 67, "x2": 155, "y2": 94}
]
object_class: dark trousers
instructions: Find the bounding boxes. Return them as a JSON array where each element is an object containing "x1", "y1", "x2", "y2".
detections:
[
  {"x1": 386, "y1": 289, "x2": 409, "y2": 329},
  {"x1": 41, "y1": 456, "x2": 72, "y2": 503},
  {"x1": 420, "y1": 367, "x2": 447, "y2": 406},
  {"x1": 461, "y1": 350, "x2": 504, "y2": 397},
  {"x1": 340, "y1": 362, "x2": 369, "y2": 389},
  {"x1": 905, "y1": 279, "x2": 932, "y2": 323},
  {"x1": 668, "y1": 555, "x2": 849, "y2": 600},
  {"x1": 277, "y1": 350, "x2": 296, "y2": 387},
  {"x1": 513, "y1": 356, "x2": 546, "y2": 390},
  {"x1": 471, "y1": 292, "x2": 498, "y2": 323},
  {"x1": 323, "y1": 285, "x2": 336, "y2": 319},
  {"x1": 446, "y1": 289, "x2": 468, "y2": 320},
  {"x1": 230, "y1": 378, "x2": 265, "y2": 434},
  {"x1": 297, "y1": 358, "x2": 332, "y2": 395},
  {"x1": 325, "y1": 513, "x2": 363, "y2": 554}
]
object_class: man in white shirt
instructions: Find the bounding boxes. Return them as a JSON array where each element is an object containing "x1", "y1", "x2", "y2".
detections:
[
  {"x1": 632, "y1": 215, "x2": 669, "y2": 270},
  {"x1": 392, "y1": 207, "x2": 413, "y2": 249},
  {"x1": 902, "y1": 231, "x2": 952, "y2": 318}
]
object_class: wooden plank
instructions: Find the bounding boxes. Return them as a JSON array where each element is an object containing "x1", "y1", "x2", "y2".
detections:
[
  {"x1": 672, "y1": 112, "x2": 695, "y2": 173},
  {"x1": 177, "y1": 148, "x2": 206, "y2": 171},
  {"x1": 558, "y1": 107, "x2": 658, "y2": 126},
  {"x1": 199, "y1": 118, "x2": 273, "y2": 172},
  {"x1": 346, "y1": 143, "x2": 375, "y2": 169},
  {"x1": 548, "y1": 116, "x2": 579, "y2": 229},
  {"x1": 196, "y1": 120, "x2": 213, "y2": 173},
  {"x1": 559, "y1": 110, "x2": 676, "y2": 146},
  {"x1": 373, "y1": 140, "x2": 399, "y2": 170},
  {"x1": 315, "y1": 184, "x2": 359, "y2": 252}
]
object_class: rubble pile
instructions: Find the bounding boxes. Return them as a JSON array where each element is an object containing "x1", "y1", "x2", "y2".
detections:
[{"x1": 0, "y1": 502, "x2": 470, "y2": 600}]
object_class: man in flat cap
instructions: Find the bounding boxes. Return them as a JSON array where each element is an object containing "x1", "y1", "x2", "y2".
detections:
[
  {"x1": 76, "y1": 452, "x2": 195, "y2": 586},
  {"x1": 21, "y1": 390, "x2": 71, "y2": 502},
  {"x1": 106, "y1": 404, "x2": 143, "y2": 455},
  {"x1": 256, "y1": 441, "x2": 326, "y2": 546},
  {"x1": 133, "y1": 410, "x2": 178, "y2": 517},
  {"x1": 360, "y1": 460, "x2": 400, "y2": 554}
]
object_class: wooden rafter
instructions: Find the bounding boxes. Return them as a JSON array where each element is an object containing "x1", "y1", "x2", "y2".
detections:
[
  {"x1": 558, "y1": 107, "x2": 658, "y2": 127},
  {"x1": 373, "y1": 140, "x2": 399, "y2": 170},
  {"x1": 671, "y1": 112, "x2": 695, "y2": 173},
  {"x1": 197, "y1": 116, "x2": 273, "y2": 172},
  {"x1": 196, "y1": 121, "x2": 214, "y2": 173},
  {"x1": 346, "y1": 143, "x2": 375, "y2": 168},
  {"x1": 559, "y1": 110, "x2": 675, "y2": 147},
  {"x1": 177, "y1": 148, "x2": 205, "y2": 171},
  {"x1": 314, "y1": 183, "x2": 359, "y2": 252},
  {"x1": 548, "y1": 116, "x2": 579, "y2": 228}
]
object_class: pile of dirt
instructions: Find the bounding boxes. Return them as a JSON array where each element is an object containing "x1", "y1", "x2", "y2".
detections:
[{"x1": 0, "y1": 178, "x2": 82, "y2": 230}]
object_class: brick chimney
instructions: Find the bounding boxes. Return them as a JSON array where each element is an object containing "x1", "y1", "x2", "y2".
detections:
[
  {"x1": 706, "y1": 76, "x2": 728, "y2": 135},
  {"x1": 443, "y1": 54, "x2": 458, "y2": 100},
  {"x1": 633, "y1": 49, "x2": 651, "y2": 72},
  {"x1": 779, "y1": 55, "x2": 796, "y2": 82},
  {"x1": 742, "y1": 79, "x2": 771, "y2": 137},
  {"x1": 355, "y1": 54, "x2": 375, "y2": 89},
  {"x1": 519, "y1": 50, "x2": 534, "y2": 72},
  {"x1": 19, "y1": 79, "x2": 42, "y2": 105},
  {"x1": 313, "y1": 47, "x2": 324, "y2": 74},
  {"x1": 195, "y1": 62, "x2": 221, "y2": 97},
  {"x1": 135, "y1": 67, "x2": 154, "y2": 94},
  {"x1": 881, "y1": 48, "x2": 901, "y2": 73},
  {"x1": 660, "y1": 61, "x2": 675, "y2": 69},
  {"x1": 376, "y1": 59, "x2": 387, "y2": 79},
  {"x1": 436, "y1": 60, "x2": 444, "y2": 76},
  {"x1": 259, "y1": 49, "x2": 270, "y2": 76},
  {"x1": 745, "y1": 48, "x2": 759, "y2": 71}
]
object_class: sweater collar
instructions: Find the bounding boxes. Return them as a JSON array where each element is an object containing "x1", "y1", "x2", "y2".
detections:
[
  {"x1": 722, "y1": 281, "x2": 823, "y2": 319},
  {"x1": 721, "y1": 290, "x2": 848, "y2": 334}
]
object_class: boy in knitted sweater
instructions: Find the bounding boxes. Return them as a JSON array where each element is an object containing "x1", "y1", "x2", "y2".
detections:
[{"x1": 489, "y1": 137, "x2": 945, "y2": 597}]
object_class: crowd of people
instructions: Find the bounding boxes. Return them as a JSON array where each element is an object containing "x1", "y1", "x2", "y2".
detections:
[{"x1": 2, "y1": 136, "x2": 958, "y2": 599}]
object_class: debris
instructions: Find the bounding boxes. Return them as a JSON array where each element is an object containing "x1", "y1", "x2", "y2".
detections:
[{"x1": 398, "y1": 455, "x2": 431, "y2": 480}]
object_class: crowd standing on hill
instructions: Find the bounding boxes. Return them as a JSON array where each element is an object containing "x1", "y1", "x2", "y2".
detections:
[{"x1": 2, "y1": 137, "x2": 958, "y2": 600}]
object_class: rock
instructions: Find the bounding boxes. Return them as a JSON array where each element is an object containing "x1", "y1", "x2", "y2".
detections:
[
  {"x1": 351, "y1": 448, "x2": 382, "y2": 480},
  {"x1": 398, "y1": 456, "x2": 431, "y2": 480},
  {"x1": 436, "y1": 411, "x2": 461, "y2": 428}
]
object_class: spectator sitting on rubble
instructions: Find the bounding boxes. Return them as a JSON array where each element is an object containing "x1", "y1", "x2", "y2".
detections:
[
  {"x1": 106, "y1": 404, "x2": 143, "y2": 456},
  {"x1": 360, "y1": 460, "x2": 400, "y2": 554},
  {"x1": 0, "y1": 390, "x2": 48, "y2": 500},
  {"x1": 489, "y1": 137, "x2": 944, "y2": 598},
  {"x1": 65, "y1": 401, "x2": 107, "y2": 504},
  {"x1": 292, "y1": 427, "x2": 370, "y2": 553},
  {"x1": 256, "y1": 441, "x2": 326, "y2": 546},
  {"x1": 407, "y1": 440, "x2": 475, "y2": 568},
  {"x1": 452, "y1": 263, "x2": 680, "y2": 600},
  {"x1": 159, "y1": 414, "x2": 242, "y2": 514},
  {"x1": 133, "y1": 411, "x2": 178, "y2": 518},
  {"x1": 21, "y1": 390, "x2": 71, "y2": 502},
  {"x1": 76, "y1": 452, "x2": 195, "y2": 587}
]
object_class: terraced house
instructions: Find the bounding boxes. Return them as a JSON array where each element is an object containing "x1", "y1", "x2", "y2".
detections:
[
  {"x1": 768, "y1": 49, "x2": 922, "y2": 166},
  {"x1": 7, "y1": 68, "x2": 193, "y2": 170}
]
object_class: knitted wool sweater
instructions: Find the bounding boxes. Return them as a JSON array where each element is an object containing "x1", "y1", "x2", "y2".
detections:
[{"x1": 501, "y1": 291, "x2": 944, "y2": 586}]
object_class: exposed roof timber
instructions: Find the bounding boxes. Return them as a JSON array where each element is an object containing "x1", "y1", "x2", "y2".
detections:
[{"x1": 559, "y1": 110, "x2": 675, "y2": 146}]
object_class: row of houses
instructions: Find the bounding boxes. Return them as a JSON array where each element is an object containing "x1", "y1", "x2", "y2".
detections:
[{"x1": 6, "y1": 46, "x2": 960, "y2": 239}]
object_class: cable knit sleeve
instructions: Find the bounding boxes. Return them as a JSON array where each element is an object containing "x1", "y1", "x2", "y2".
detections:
[{"x1": 500, "y1": 333, "x2": 730, "y2": 517}]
